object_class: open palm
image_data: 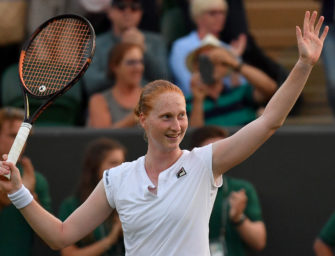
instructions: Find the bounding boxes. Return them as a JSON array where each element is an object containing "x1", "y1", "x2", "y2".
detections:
[{"x1": 296, "y1": 11, "x2": 329, "y2": 65}]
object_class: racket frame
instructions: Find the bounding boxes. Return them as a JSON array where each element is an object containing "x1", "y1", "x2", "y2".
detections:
[{"x1": 4, "y1": 14, "x2": 95, "y2": 179}]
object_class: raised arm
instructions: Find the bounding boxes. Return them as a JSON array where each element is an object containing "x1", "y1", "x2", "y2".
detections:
[
  {"x1": 0, "y1": 160, "x2": 113, "y2": 250},
  {"x1": 212, "y1": 11, "x2": 329, "y2": 179}
]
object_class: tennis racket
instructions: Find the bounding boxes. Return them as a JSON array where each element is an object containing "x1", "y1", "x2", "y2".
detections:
[{"x1": 4, "y1": 14, "x2": 95, "y2": 179}]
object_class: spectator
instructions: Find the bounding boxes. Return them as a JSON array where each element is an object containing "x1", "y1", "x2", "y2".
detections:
[
  {"x1": 167, "y1": 0, "x2": 288, "y2": 98},
  {"x1": 83, "y1": 0, "x2": 170, "y2": 96},
  {"x1": 58, "y1": 138, "x2": 126, "y2": 256},
  {"x1": 189, "y1": 125, "x2": 266, "y2": 256},
  {"x1": 0, "y1": 107, "x2": 51, "y2": 256},
  {"x1": 314, "y1": 211, "x2": 335, "y2": 256},
  {"x1": 87, "y1": 43, "x2": 143, "y2": 128},
  {"x1": 169, "y1": 0, "x2": 233, "y2": 97},
  {"x1": 317, "y1": 0, "x2": 335, "y2": 117},
  {"x1": 186, "y1": 35, "x2": 277, "y2": 127}
]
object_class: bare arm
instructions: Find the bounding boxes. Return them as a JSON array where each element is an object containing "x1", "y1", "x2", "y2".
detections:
[
  {"x1": 228, "y1": 189, "x2": 266, "y2": 250},
  {"x1": 314, "y1": 238, "x2": 334, "y2": 256},
  {"x1": 88, "y1": 94, "x2": 112, "y2": 128},
  {"x1": 189, "y1": 73, "x2": 208, "y2": 127},
  {"x1": 235, "y1": 219, "x2": 266, "y2": 250},
  {"x1": 22, "y1": 180, "x2": 112, "y2": 250},
  {"x1": 60, "y1": 220, "x2": 122, "y2": 256},
  {"x1": 209, "y1": 48, "x2": 277, "y2": 101},
  {"x1": 0, "y1": 161, "x2": 113, "y2": 250},
  {"x1": 212, "y1": 11, "x2": 329, "y2": 179},
  {"x1": 238, "y1": 64, "x2": 277, "y2": 102}
]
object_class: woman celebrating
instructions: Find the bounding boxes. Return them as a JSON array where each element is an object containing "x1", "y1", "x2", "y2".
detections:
[
  {"x1": 88, "y1": 42, "x2": 144, "y2": 128},
  {"x1": 58, "y1": 138, "x2": 126, "y2": 256},
  {"x1": 0, "y1": 11, "x2": 329, "y2": 256}
]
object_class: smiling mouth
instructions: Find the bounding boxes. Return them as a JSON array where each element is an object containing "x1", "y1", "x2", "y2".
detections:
[{"x1": 166, "y1": 134, "x2": 179, "y2": 139}]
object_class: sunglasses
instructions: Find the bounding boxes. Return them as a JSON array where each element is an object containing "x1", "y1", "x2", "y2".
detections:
[
  {"x1": 124, "y1": 59, "x2": 144, "y2": 66},
  {"x1": 113, "y1": 1, "x2": 142, "y2": 11}
]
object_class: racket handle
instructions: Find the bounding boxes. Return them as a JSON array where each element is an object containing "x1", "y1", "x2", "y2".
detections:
[{"x1": 5, "y1": 122, "x2": 32, "y2": 179}]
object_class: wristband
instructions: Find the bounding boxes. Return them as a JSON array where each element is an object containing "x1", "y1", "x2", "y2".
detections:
[
  {"x1": 232, "y1": 213, "x2": 246, "y2": 226},
  {"x1": 8, "y1": 184, "x2": 33, "y2": 209}
]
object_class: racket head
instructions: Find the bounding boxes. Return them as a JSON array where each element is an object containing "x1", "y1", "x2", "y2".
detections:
[{"x1": 18, "y1": 14, "x2": 95, "y2": 99}]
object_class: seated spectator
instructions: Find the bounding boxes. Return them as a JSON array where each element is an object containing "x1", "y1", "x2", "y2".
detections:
[
  {"x1": 169, "y1": 0, "x2": 234, "y2": 97},
  {"x1": 0, "y1": 107, "x2": 52, "y2": 256},
  {"x1": 186, "y1": 35, "x2": 277, "y2": 127},
  {"x1": 168, "y1": 0, "x2": 288, "y2": 99},
  {"x1": 87, "y1": 42, "x2": 143, "y2": 128},
  {"x1": 189, "y1": 125, "x2": 266, "y2": 256},
  {"x1": 314, "y1": 210, "x2": 335, "y2": 256},
  {"x1": 58, "y1": 137, "x2": 126, "y2": 256},
  {"x1": 83, "y1": 0, "x2": 170, "y2": 96}
]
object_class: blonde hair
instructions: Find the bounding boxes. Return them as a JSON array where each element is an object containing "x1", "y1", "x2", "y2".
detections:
[
  {"x1": 134, "y1": 80, "x2": 184, "y2": 117},
  {"x1": 190, "y1": 0, "x2": 228, "y2": 20}
]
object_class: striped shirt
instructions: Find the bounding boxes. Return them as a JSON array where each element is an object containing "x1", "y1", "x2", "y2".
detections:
[{"x1": 186, "y1": 83, "x2": 258, "y2": 126}]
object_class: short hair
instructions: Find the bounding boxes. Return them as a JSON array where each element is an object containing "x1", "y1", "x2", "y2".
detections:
[
  {"x1": 0, "y1": 107, "x2": 24, "y2": 132},
  {"x1": 189, "y1": 125, "x2": 229, "y2": 149},
  {"x1": 190, "y1": 0, "x2": 228, "y2": 21},
  {"x1": 134, "y1": 80, "x2": 184, "y2": 117}
]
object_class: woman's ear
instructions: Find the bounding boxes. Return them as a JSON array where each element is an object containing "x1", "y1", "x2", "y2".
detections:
[{"x1": 138, "y1": 113, "x2": 146, "y2": 128}]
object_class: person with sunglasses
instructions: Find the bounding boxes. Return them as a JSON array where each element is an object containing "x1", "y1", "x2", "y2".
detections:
[
  {"x1": 83, "y1": 0, "x2": 170, "y2": 96},
  {"x1": 87, "y1": 42, "x2": 144, "y2": 128}
]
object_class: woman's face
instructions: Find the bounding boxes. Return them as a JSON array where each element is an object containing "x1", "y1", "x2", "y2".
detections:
[
  {"x1": 114, "y1": 47, "x2": 144, "y2": 86},
  {"x1": 98, "y1": 149, "x2": 125, "y2": 179},
  {"x1": 140, "y1": 92, "x2": 188, "y2": 153}
]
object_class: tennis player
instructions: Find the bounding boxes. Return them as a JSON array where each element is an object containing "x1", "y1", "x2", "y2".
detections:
[{"x1": 0, "y1": 11, "x2": 329, "y2": 256}]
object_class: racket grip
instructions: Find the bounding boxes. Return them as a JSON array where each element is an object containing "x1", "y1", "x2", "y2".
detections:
[{"x1": 5, "y1": 123, "x2": 32, "y2": 179}]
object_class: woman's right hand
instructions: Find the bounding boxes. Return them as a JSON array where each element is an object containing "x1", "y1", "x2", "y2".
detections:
[{"x1": 0, "y1": 154, "x2": 23, "y2": 194}]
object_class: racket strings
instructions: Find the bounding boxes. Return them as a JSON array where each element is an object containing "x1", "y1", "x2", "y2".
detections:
[{"x1": 22, "y1": 18, "x2": 93, "y2": 97}]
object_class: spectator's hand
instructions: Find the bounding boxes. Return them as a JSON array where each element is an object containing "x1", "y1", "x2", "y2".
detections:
[
  {"x1": 229, "y1": 189, "x2": 247, "y2": 222},
  {"x1": 296, "y1": 11, "x2": 328, "y2": 66},
  {"x1": 20, "y1": 156, "x2": 36, "y2": 193},
  {"x1": 190, "y1": 72, "x2": 208, "y2": 101},
  {"x1": 209, "y1": 47, "x2": 240, "y2": 69},
  {"x1": 230, "y1": 33, "x2": 247, "y2": 57},
  {"x1": 0, "y1": 154, "x2": 23, "y2": 194},
  {"x1": 122, "y1": 28, "x2": 146, "y2": 51},
  {"x1": 207, "y1": 47, "x2": 240, "y2": 80}
]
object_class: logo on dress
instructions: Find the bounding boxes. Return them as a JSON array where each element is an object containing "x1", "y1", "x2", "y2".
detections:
[{"x1": 176, "y1": 167, "x2": 187, "y2": 178}]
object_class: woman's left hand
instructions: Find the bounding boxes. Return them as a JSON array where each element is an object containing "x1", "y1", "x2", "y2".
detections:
[
  {"x1": 296, "y1": 11, "x2": 328, "y2": 66},
  {"x1": 0, "y1": 155, "x2": 23, "y2": 194}
]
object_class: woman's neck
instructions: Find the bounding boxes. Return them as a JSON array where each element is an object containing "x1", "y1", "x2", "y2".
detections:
[{"x1": 145, "y1": 147, "x2": 183, "y2": 186}]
